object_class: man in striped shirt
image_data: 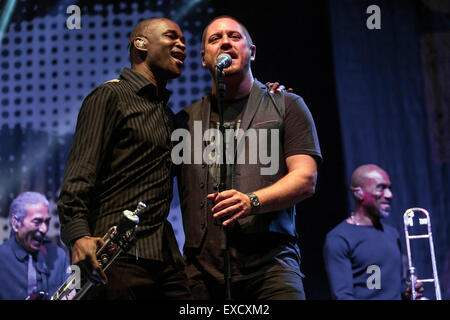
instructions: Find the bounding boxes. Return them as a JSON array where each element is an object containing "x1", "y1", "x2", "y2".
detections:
[{"x1": 57, "y1": 18, "x2": 191, "y2": 299}]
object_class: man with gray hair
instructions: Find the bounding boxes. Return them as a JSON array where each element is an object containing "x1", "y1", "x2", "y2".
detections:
[{"x1": 0, "y1": 192, "x2": 70, "y2": 300}]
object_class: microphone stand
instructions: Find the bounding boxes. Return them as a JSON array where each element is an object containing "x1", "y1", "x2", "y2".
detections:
[{"x1": 214, "y1": 66, "x2": 232, "y2": 300}]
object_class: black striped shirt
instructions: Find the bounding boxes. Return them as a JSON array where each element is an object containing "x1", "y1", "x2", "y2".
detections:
[{"x1": 57, "y1": 67, "x2": 177, "y2": 261}]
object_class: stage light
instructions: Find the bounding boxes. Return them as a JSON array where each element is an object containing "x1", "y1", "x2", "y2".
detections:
[{"x1": 0, "y1": 0, "x2": 17, "y2": 45}]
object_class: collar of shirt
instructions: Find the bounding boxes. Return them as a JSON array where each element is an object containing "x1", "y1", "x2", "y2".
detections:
[
  {"x1": 9, "y1": 236, "x2": 50, "y2": 275},
  {"x1": 9, "y1": 235, "x2": 32, "y2": 262},
  {"x1": 120, "y1": 67, "x2": 172, "y2": 105}
]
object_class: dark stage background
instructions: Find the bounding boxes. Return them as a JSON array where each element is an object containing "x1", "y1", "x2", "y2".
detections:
[{"x1": 0, "y1": 0, "x2": 448, "y2": 300}]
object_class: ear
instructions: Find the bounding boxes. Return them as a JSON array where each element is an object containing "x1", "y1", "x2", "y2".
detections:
[
  {"x1": 201, "y1": 50, "x2": 206, "y2": 67},
  {"x1": 134, "y1": 37, "x2": 148, "y2": 51},
  {"x1": 250, "y1": 45, "x2": 256, "y2": 61},
  {"x1": 352, "y1": 187, "x2": 364, "y2": 200},
  {"x1": 11, "y1": 216, "x2": 20, "y2": 232}
]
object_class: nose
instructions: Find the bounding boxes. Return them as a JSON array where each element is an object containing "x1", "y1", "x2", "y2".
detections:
[
  {"x1": 176, "y1": 39, "x2": 186, "y2": 51},
  {"x1": 38, "y1": 222, "x2": 49, "y2": 234},
  {"x1": 220, "y1": 35, "x2": 232, "y2": 50},
  {"x1": 384, "y1": 188, "x2": 393, "y2": 199}
]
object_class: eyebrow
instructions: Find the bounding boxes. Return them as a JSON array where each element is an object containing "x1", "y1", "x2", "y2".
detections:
[
  {"x1": 377, "y1": 183, "x2": 391, "y2": 188},
  {"x1": 209, "y1": 30, "x2": 242, "y2": 39},
  {"x1": 165, "y1": 29, "x2": 185, "y2": 42},
  {"x1": 32, "y1": 217, "x2": 51, "y2": 222}
]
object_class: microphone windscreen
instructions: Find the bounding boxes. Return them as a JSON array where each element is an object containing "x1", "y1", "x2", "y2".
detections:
[{"x1": 215, "y1": 53, "x2": 232, "y2": 69}]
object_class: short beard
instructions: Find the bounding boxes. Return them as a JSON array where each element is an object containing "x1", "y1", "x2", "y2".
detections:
[{"x1": 379, "y1": 209, "x2": 390, "y2": 218}]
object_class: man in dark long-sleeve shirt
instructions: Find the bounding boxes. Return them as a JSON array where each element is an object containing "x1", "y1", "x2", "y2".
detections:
[
  {"x1": 323, "y1": 164, "x2": 423, "y2": 300},
  {"x1": 57, "y1": 18, "x2": 191, "y2": 299}
]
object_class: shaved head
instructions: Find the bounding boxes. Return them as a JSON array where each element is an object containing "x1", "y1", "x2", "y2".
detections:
[
  {"x1": 350, "y1": 164, "x2": 393, "y2": 219},
  {"x1": 129, "y1": 18, "x2": 170, "y2": 44},
  {"x1": 350, "y1": 164, "x2": 386, "y2": 189},
  {"x1": 201, "y1": 15, "x2": 253, "y2": 51},
  {"x1": 128, "y1": 18, "x2": 158, "y2": 64},
  {"x1": 127, "y1": 17, "x2": 185, "y2": 81},
  {"x1": 128, "y1": 17, "x2": 181, "y2": 65}
]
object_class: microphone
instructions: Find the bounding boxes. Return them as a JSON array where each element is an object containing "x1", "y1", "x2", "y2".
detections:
[{"x1": 215, "y1": 53, "x2": 232, "y2": 69}]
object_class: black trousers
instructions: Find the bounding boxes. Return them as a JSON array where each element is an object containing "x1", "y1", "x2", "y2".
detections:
[
  {"x1": 83, "y1": 254, "x2": 192, "y2": 300},
  {"x1": 189, "y1": 269, "x2": 305, "y2": 300}
]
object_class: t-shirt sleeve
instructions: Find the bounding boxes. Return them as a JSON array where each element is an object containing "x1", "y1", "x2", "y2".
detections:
[{"x1": 283, "y1": 94, "x2": 322, "y2": 165}]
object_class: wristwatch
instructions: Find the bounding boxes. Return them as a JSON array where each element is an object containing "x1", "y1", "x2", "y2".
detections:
[{"x1": 246, "y1": 192, "x2": 261, "y2": 213}]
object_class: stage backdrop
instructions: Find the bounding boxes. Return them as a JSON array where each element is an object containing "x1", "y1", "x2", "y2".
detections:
[
  {"x1": 0, "y1": 0, "x2": 448, "y2": 300},
  {"x1": 0, "y1": 0, "x2": 215, "y2": 251},
  {"x1": 329, "y1": 0, "x2": 450, "y2": 299}
]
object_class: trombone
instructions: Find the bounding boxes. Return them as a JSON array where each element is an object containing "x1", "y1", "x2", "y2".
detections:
[{"x1": 403, "y1": 208, "x2": 442, "y2": 300}]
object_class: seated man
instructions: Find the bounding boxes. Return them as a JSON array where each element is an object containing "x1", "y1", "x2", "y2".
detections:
[{"x1": 0, "y1": 192, "x2": 70, "y2": 300}]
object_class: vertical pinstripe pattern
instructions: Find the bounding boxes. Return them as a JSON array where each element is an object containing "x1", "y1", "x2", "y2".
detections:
[{"x1": 57, "y1": 68, "x2": 177, "y2": 261}]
